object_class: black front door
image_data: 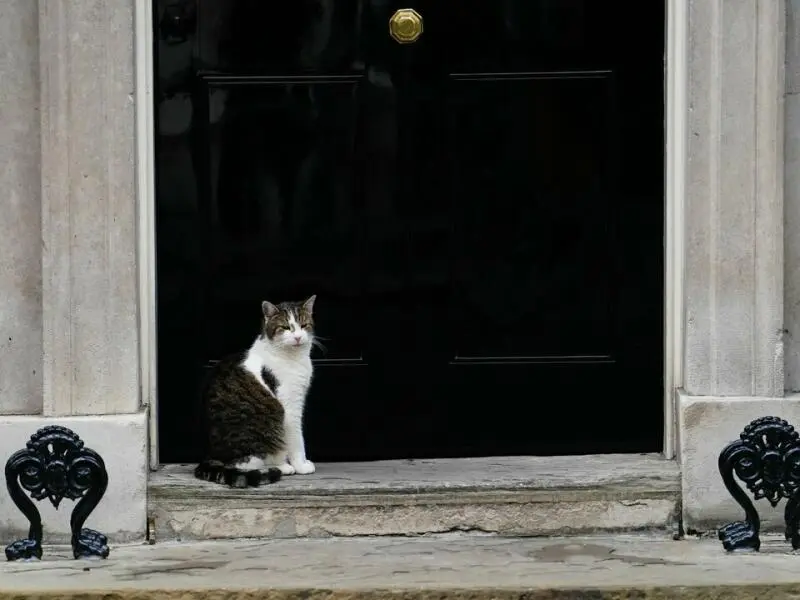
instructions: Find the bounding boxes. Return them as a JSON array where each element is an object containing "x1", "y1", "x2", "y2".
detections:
[{"x1": 155, "y1": 0, "x2": 665, "y2": 463}]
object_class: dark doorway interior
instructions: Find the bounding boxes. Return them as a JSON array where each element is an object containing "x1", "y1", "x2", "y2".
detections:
[{"x1": 154, "y1": 0, "x2": 666, "y2": 463}]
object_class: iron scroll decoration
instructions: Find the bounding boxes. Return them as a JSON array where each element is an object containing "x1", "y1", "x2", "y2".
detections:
[
  {"x1": 717, "y1": 416, "x2": 800, "y2": 552},
  {"x1": 4, "y1": 425, "x2": 110, "y2": 560}
]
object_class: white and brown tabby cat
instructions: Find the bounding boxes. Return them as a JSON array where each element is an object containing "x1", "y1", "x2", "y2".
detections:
[{"x1": 194, "y1": 295, "x2": 317, "y2": 487}]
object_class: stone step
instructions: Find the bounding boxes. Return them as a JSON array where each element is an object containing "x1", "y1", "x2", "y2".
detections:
[
  {"x1": 148, "y1": 453, "x2": 680, "y2": 541},
  {"x1": 3, "y1": 533, "x2": 800, "y2": 599}
]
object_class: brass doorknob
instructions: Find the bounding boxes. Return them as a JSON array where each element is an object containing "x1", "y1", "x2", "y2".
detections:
[{"x1": 389, "y1": 8, "x2": 423, "y2": 44}]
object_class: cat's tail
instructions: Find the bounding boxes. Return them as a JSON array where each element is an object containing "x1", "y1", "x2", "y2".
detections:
[{"x1": 194, "y1": 459, "x2": 282, "y2": 488}]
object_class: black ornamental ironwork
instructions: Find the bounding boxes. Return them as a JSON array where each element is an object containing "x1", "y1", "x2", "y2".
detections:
[
  {"x1": 4, "y1": 425, "x2": 110, "y2": 560},
  {"x1": 718, "y1": 416, "x2": 800, "y2": 552}
]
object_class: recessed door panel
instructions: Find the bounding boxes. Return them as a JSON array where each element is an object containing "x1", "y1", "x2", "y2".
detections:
[
  {"x1": 195, "y1": 77, "x2": 366, "y2": 363},
  {"x1": 449, "y1": 73, "x2": 616, "y2": 360}
]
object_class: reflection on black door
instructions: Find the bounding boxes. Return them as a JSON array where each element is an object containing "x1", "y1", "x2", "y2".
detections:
[{"x1": 154, "y1": 0, "x2": 665, "y2": 462}]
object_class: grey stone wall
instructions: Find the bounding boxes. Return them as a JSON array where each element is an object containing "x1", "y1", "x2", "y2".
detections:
[
  {"x1": 1, "y1": 0, "x2": 797, "y2": 418},
  {"x1": 785, "y1": 0, "x2": 800, "y2": 392},
  {"x1": 0, "y1": 1, "x2": 42, "y2": 415},
  {"x1": 684, "y1": 0, "x2": 784, "y2": 397},
  {"x1": 681, "y1": 0, "x2": 791, "y2": 530},
  {"x1": 39, "y1": 0, "x2": 139, "y2": 416},
  {"x1": 0, "y1": 0, "x2": 140, "y2": 416}
]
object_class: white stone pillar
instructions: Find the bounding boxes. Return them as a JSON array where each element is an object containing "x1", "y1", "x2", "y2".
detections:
[
  {"x1": 678, "y1": 0, "x2": 791, "y2": 531},
  {"x1": 0, "y1": 1, "x2": 43, "y2": 415},
  {"x1": 0, "y1": 0, "x2": 148, "y2": 545},
  {"x1": 39, "y1": 0, "x2": 140, "y2": 416},
  {"x1": 784, "y1": 0, "x2": 800, "y2": 391},
  {"x1": 0, "y1": 2, "x2": 147, "y2": 545},
  {"x1": 683, "y1": 0, "x2": 785, "y2": 398}
]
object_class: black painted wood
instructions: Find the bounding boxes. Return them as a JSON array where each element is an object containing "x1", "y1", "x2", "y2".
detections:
[{"x1": 154, "y1": 0, "x2": 665, "y2": 462}]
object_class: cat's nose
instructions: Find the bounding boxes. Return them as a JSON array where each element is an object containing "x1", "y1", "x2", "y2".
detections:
[{"x1": 293, "y1": 334, "x2": 303, "y2": 343}]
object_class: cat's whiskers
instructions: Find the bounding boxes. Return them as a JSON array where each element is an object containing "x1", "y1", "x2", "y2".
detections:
[{"x1": 310, "y1": 337, "x2": 328, "y2": 354}]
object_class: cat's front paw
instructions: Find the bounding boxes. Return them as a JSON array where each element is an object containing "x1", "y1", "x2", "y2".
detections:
[
  {"x1": 277, "y1": 463, "x2": 296, "y2": 475},
  {"x1": 291, "y1": 459, "x2": 315, "y2": 475}
]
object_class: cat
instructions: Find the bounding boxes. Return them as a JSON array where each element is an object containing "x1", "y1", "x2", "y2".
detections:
[{"x1": 194, "y1": 295, "x2": 318, "y2": 488}]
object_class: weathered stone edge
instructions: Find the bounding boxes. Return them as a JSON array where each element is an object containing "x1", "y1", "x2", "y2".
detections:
[
  {"x1": 0, "y1": 585, "x2": 798, "y2": 600},
  {"x1": 149, "y1": 489, "x2": 680, "y2": 508}
]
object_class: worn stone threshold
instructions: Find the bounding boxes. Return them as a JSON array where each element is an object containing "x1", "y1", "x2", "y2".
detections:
[
  {"x1": 148, "y1": 453, "x2": 680, "y2": 541},
  {"x1": 3, "y1": 533, "x2": 800, "y2": 598}
]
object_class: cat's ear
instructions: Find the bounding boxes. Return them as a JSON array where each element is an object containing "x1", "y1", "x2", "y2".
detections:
[
  {"x1": 302, "y1": 294, "x2": 317, "y2": 315},
  {"x1": 262, "y1": 301, "x2": 279, "y2": 318}
]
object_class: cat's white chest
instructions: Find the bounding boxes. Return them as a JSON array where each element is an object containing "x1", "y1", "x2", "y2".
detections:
[
  {"x1": 242, "y1": 338, "x2": 312, "y2": 410},
  {"x1": 270, "y1": 353, "x2": 312, "y2": 406}
]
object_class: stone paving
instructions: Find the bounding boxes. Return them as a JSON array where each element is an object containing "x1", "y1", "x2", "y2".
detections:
[{"x1": 1, "y1": 533, "x2": 800, "y2": 597}]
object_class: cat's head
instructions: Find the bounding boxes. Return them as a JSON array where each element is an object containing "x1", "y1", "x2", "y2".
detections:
[{"x1": 260, "y1": 295, "x2": 316, "y2": 349}]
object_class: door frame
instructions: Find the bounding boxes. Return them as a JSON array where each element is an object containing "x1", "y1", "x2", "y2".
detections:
[
  {"x1": 136, "y1": 0, "x2": 159, "y2": 469},
  {"x1": 664, "y1": 0, "x2": 687, "y2": 460},
  {"x1": 137, "y1": 0, "x2": 686, "y2": 468}
]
